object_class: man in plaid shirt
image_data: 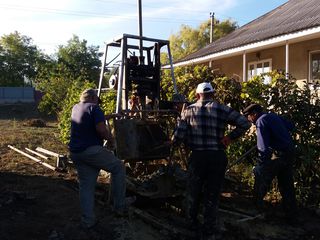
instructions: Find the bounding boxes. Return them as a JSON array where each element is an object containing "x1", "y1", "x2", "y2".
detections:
[{"x1": 173, "y1": 82, "x2": 250, "y2": 239}]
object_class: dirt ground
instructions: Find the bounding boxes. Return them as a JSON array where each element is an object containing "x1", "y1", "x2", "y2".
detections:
[{"x1": 1, "y1": 103, "x2": 320, "y2": 240}]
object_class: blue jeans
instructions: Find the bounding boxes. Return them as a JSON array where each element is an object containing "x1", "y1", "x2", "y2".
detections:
[{"x1": 70, "y1": 145, "x2": 126, "y2": 227}]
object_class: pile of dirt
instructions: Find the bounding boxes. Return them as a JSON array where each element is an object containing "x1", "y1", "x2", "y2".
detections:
[{"x1": 23, "y1": 119, "x2": 47, "y2": 127}]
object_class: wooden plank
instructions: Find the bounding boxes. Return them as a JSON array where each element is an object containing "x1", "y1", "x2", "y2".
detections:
[
  {"x1": 237, "y1": 213, "x2": 264, "y2": 222},
  {"x1": 218, "y1": 208, "x2": 253, "y2": 218},
  {"x1": 35, "y1": 147, "x2": 60, "y2": 158},
  {"x1": 25, "y1": 148, "x2": 49, "y2": 160},
  {"x1": 8, "y1": 145, "x2": 56, "y2": 171}
]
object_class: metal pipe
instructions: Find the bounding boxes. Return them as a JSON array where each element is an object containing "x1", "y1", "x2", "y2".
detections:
[
  {"x1": 227, "y1": 145, "x2": 256, "y2": 171},
  {"x1": 98, "y1": 44, "x2": 108, "y2": 97},
  {"x1": 116, "y1": 38, "x2": 126, "y2": 113},
  {"x1": 137, "y1": 0, "x2": 143, "y2": 63},
  {"x1": 167, "y1": 44, "x2": 178, "y2": 94}
]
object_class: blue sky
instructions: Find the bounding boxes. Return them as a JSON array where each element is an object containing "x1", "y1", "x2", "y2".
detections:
[{"x1": 0, "y1": 0, "x2": 288, "y2": 54}]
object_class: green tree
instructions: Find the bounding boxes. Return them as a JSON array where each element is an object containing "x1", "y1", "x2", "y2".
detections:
[
  {"x1": 36, "y1": 35, "x2": 101, "y2": 115},
  {"x1": 56, "y1": 35, "x2": 101, "y2": 83},
  {"x1": 164, "y1": 18, "x2": 237, "y2": 62},
  {"x1": 161, "y1": 64, "x2": 214, "y2": 102},
  {"x1": 0, "y1": 31, "x2": 42, "y2": 86}
]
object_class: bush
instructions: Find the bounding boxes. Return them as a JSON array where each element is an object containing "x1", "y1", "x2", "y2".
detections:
[
  {"x1": 163, "y1": 66, "x2": 319, "y2": 206},
  {"x1": 58, "y1": 81, "x2": 117, "y2": 145},
  {"x1": 58, "y1": 80, "x2": 95, "y2": 144}
]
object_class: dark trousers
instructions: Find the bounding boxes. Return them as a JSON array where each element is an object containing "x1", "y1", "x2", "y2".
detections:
[
  {"x1": 253, "y1": 150, "x2": 297, "y2": 216},
  {"x1": 187, "y1": 150, "x2": 227, "y2": 235}
]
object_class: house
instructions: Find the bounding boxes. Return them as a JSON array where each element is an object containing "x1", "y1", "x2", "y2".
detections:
[{"x1": 173, "y1": 0, "x2": 320, "y2": 86}]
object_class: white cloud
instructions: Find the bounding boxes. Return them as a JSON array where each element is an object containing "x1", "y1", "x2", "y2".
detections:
[{"x1": 0, "y1": 0, "x2": 238, "y2": 54}]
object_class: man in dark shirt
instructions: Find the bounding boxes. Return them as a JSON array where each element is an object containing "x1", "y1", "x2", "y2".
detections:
[
  {"x1": 69, "y1": 89, "x2": 126, "y2": 229},
  {"x1": 243, "y1": 103, "x2": 297, "y2": 222},
  {"x1": 173, "y1": 82, "x2": 250, "y2": 239}
]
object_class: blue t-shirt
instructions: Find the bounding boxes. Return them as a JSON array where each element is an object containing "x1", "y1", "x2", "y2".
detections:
[
  {"x1": 68, "y1": 102, "x2": 105, "y2": 153},
  {"x1": 255, "y1": 112, "x2": 294, "y2": 162}
]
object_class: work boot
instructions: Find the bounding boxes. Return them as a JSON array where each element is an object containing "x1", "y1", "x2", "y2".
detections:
[
  {"x1": 284, "y1": 211, "x2": 300, "y2": 226},
  {"x1": 113, "y1": 208, "x2": 129, "y2": 218},
  {"x1": 79, "y1": 219, "x2": 101, "y2": 233},
  {"x1": 187, "y1": 218, "x2": 200, "y2": 232},
  {"x1": 125, "y1": 196, "x2": 136, "y2": 207},
  {"x1": 113, "y1": 196, "x2": 136, "y2": 218}
]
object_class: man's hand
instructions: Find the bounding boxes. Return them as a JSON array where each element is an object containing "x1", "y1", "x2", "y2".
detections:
[
  {"x1": 105, "y1": 138, "x2": 116, "y2": 151},
  {"x1": 221, "y1": 136, "x2": 232, "y2": 147},
  {"x1": 105, "y1": 113, "x2": 122, "y2": 120}
]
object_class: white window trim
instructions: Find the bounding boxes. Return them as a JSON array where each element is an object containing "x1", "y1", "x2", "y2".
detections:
[
  {"x1": 247, "y1": 58, "x2": 272, "y2": 82},
  {"x1": 308, "y1": 50, "x2": 320, "y2": 83}
]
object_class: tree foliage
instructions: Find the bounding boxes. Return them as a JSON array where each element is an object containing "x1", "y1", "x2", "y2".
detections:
[
  {"x1": 165, "y1": 19, "x2": 237, "y2": 62},
  {"x1": 36, "y1": 35, "x2": 101, "y2": 115},
  {"x1": 58, "y1": 80, "x2": 96, "y2": 144},
  {"x1": 56, "y1": 35, "x2": 101, "y2": 83},
  {"x1": 58, "y1": 83, "x2": 117, "y2": 144},
  {"x1": 162, "y1": 65, "x2": 320, "y2": 206},
  {"x1": 0, "y1": 31, "x2": 43, "y2": 86}
]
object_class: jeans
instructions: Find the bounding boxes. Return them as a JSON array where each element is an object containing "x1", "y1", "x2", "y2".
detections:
[
  {"x1": 187, "y1": 150, "x2": 227, "y2": 235},
  {"x1": 253, "y1": 149, "x2": 297, "y2": 216},
  {"x1": 70, "y1": 145, "x2": 126, "y2": 227}
]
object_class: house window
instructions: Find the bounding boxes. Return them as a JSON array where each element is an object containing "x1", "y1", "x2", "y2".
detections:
[
  {"x1": 247, "y1": 59, "x2": 272, "y2": 84},
  {"x1": 309, "y1": 51, "x2": 320, "y2": 83}
]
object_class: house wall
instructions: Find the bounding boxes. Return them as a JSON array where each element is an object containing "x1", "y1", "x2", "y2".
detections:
[
  {"x1": 210, "y1": 37, "x2": 320, "y2": 83},
  {"x1": 290, "y1": 38, "x2": 320, "y2": 82},
  {"x1": 211, "y1": 56, "x2": 243, "y2": 80}
]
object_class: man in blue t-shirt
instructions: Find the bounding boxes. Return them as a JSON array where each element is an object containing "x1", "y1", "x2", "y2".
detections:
[
  {"x1": 69, "y1": 89, "x2": 126, "y2": 229},
  {"x1": 243, "y1": 103, "x2": 297, "y2": 222}
]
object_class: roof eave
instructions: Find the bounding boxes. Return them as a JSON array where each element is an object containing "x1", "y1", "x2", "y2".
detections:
[{"x1": 171, "y1": 25, "x2": 320, "y2": 68}]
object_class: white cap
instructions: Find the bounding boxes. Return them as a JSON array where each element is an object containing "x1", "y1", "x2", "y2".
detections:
[{"x1": 196, "y1": 82, "x2": 214, "y2": 93}]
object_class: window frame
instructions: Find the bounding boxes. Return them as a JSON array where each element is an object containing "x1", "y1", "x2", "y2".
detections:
[
  {"x1": 247, "y1": 58, "x2": 272, "y2": 83},
  {"x1": 309, "y1": 50, "x2": 320, "y2": 84}
]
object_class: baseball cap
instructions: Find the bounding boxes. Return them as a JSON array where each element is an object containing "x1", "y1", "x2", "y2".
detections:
[
  {"x1": 80, "y1": 88, "x2": 101, "y2": 103},
  {"x1": 196, "y1": 82, "x2": 214, "y2": 94},
  {"x1": 243, "y1": 103, "x2": 263, "y2": 116}
]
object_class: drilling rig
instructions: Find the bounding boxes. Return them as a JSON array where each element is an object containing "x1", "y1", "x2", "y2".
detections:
[{"x1": 97, "y1": 0, "x2": 186, "y2": 198}]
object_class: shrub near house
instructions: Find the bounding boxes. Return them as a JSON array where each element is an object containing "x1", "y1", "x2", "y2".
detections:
[{"x1": 161, "y1": 66, "x2": 320, "y2": 207}]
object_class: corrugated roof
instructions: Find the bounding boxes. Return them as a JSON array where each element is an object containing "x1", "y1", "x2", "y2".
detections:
[{"x1": 177, "y1": 0, "x2": 320, "y2": 63}]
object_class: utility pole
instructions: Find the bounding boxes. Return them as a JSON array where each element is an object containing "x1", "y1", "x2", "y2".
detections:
[
  {"x1": 210, "y1": 12, "x2": 215, "y2": 43},
  {"x1": 209, "y1": 12, "x2": 214, "y2": 68}
]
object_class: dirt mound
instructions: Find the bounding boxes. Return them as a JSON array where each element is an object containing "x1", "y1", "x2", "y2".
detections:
[{"x1": 23, "y1": 118, "x2": 47, "y2": 127}]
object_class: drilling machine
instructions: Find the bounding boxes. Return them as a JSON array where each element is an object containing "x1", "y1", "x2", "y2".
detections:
[{"x1": 97, "y1": 1, "x2": 185, "y2": 198}]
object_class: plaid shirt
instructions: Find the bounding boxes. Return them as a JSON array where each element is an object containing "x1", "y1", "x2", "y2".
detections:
[{"x1": 174, "y1": 100, "x2": 250, "y2": 150}]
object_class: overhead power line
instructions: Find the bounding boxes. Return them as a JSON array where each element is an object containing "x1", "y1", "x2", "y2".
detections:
[{"x1": 0, "y1": 4, "x2": 207, "y2": 24}]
